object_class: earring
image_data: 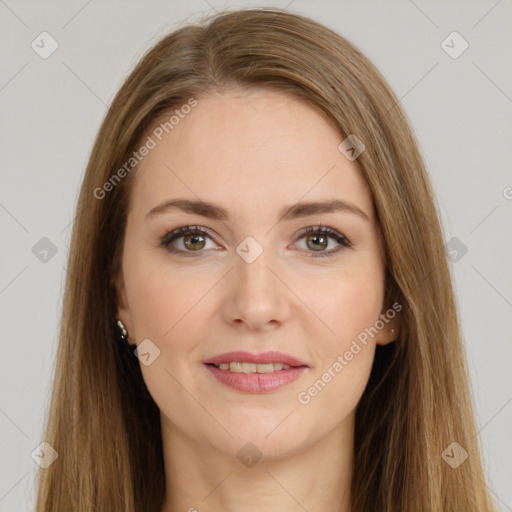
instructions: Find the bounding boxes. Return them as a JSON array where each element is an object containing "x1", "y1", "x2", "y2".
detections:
[
  {"x1": 114, "y1": 319, "x2": 129, "y2": 343},
  {"x1": 391, "y1": 328, "x2": 395, "y2": 334}
]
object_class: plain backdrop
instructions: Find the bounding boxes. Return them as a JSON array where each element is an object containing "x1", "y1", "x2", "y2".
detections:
[{"x1": 1, "y1": 1, "x2": 511, "y2": 510}]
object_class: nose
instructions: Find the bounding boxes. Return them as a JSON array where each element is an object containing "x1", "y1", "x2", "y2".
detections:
[{"x1": 220, "y1": 244, "x2": 291, "y2": 331}]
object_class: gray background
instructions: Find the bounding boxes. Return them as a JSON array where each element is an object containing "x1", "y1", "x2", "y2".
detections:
[{"x1": 1, "y1": 0, "x2": 510, "y2": 510}]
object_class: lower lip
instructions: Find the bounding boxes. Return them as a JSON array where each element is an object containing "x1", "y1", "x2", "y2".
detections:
[{"x1": 204, "y1": 364, "x2": 308, "y2": 393}]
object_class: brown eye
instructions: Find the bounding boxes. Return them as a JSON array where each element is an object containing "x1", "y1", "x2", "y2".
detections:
[
  {"x1": 161, "y1": 225, "x2": 217, "y2": 256},
  {"x1": 305, "y1": 233, "x2": 328, "y2": 252},
  {"x1": 183, "y1": 233, "x2": 206, "y2": 251},
  {"x1": 295, "y1": 225, "x2": 352, "y2": 259}
]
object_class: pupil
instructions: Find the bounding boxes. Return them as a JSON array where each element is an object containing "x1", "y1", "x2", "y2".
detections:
[
  {"x1": 185, "y1": 234, "x2": 205, "y2": 250},
  {"x1": 309, "y1": 235, "x2": 326, "y2": 251}
]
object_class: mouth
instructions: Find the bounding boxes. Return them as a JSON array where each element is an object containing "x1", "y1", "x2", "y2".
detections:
[
  {"x1": 204, "y1": 361, "x2": 305, "y2": 372},
  {"x1": 203, "y1": 350, "x2": 308, "y2": 369},
  {"x1": 203, "y1": 363, "x2": 308, "y2": 393},
  {"x1": 203, "y1": 351, "x2": 309, "y2": 393}
]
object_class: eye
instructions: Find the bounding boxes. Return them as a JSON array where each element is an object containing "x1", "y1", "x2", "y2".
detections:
[
  {"x1": 160, "y1": 223, "x2": 352, "y2": 258},
  {"x1": 160, "y1": 225, "x2": 218, "y2": 257},
  {"x1": 293, "y1": 224, "x2": 352, "y2": 258}
]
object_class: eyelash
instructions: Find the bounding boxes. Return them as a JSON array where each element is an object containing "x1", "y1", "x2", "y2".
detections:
[{"x1": 159, "y1": 224, "x2": 352, "y2": 259}]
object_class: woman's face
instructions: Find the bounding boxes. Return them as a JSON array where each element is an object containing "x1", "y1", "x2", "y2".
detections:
[{"x1": 116, "y1": 88, "x2": 396, "y2": 460}]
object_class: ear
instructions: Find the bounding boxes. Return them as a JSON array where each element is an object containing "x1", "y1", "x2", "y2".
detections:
[
  {"x1": 111, "y1": 271, "x2": 134, "y2": 346},
  {"x1": 375, "y1": 304, "x2": 401, "y2": 346}
]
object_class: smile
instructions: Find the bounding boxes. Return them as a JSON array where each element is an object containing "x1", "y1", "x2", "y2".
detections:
[
  {"x1": 204, "y1": 363, "x2": 308, "y2": 393},
  {"x1": 211, "y1": 362, "x2": 292, "y2": 372}
]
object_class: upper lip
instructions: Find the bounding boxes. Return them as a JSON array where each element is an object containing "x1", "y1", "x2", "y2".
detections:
[{"x1": 204, "y1": 351, "x2": 308, "y2": 367}]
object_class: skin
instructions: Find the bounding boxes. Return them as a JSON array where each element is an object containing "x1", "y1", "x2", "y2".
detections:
[{"x1": 115, "y1": 87, "x2": 398, "y2": 512}]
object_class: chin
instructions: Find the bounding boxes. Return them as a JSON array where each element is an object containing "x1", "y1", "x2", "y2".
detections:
[{"x1": 210, "y1": 418, "x2": 313, "y2": 462}]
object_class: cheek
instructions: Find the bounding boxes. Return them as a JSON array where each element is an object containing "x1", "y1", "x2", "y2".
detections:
[
  {"x1": 123, "y1": 248, "x2": 201, "y2": 340},
  {"x1": 294, "y1": 265, "x2": 383, "y2": 411},
  {"x1": 122, "y1": 254, "x2": 205, "y2": 411},
  {"x1": 302, "y1": 263, "x2": 384, "y2": 349},
  {"x1": 126, "y1": 274, "x2": 172, "y2": 338},
  {"x1": 297, "y1": 341, "x2": 376, "y2": 429},
  {"x1": 296, "y1": 281, "x2": 381, "y2": 420},
  {"x1": 334, "y1": 278, "x2": 383, "y2": 341}
]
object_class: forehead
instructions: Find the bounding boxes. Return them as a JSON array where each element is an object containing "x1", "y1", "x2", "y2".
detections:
[{"x1": 130, "y1": 88, "x2": 374, "y2": 221}]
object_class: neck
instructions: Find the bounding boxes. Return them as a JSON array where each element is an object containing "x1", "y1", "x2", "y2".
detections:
[{"x1": 160, "y1": 415, "x2": 354, "y2": 512}]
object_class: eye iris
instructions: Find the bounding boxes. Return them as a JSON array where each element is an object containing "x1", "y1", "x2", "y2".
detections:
[
  {"x1": 306, "y1": 234, "x2": 327, "y2": 251},
  {"x1": 184, "y1": 234, "x2": 206, "y2": 250}
]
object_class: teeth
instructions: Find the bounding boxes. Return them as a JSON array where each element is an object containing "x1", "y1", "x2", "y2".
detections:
[{"x1": 216, "y1": 362, "x2": 292, "y2": 372}]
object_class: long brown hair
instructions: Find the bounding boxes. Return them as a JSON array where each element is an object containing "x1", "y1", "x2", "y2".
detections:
[{"x1": 35, "y1": 8, "x2": 496, "y2": 511}]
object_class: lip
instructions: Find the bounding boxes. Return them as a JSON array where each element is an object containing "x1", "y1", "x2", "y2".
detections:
[
  {"x1": 204, "y1": 364, "x2": 308, "y2": 393},
  {"x1": 203, "y1": 351, "x2": 309, "y2": 394},
  {"x1": 203, "y1": 351, "x2": 308, "y2": 368}
]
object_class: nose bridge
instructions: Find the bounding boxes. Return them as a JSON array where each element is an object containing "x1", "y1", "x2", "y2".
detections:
[{"x1": 223, "y1": 236, "x2": 288, "y2": 328}]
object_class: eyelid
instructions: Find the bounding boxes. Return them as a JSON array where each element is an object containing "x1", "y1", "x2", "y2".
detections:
[
  {"x1": 159, "y1": 225, "x2": 219, "y2": 249},
  {"x1": 293, "y1": 224, "x2": 352, "y2": 246},
  {"x1": 291, "y1": 225, "x2": 352, "y2": 259},
  {"x1": 160, "y1": 224, "x2": 352, "y2": 257}
]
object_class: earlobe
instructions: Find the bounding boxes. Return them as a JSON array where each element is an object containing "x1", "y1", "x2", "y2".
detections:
[
  {"x1": 376, "y1": 325, "x2": 398, "y2": 346},
  {"x1": 376, "y1": 310, "x2": 400, "y2": 346}
]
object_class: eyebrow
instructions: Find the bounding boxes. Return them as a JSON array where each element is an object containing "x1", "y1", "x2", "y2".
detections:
[{"x1": 145, "y1": 198, "x2": 370, "y2": 223}]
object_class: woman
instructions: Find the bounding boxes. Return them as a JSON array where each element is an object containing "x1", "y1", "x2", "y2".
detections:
[{"x1": 35, "y1": 7, "x2": 496, "y2": 511}]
